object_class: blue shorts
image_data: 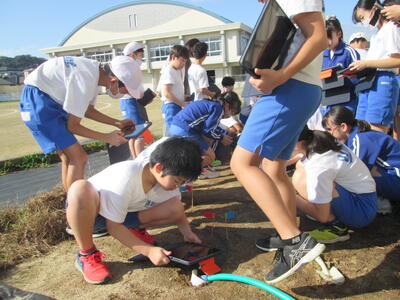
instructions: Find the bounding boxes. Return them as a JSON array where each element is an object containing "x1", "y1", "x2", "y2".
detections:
[
  {"x1": 162, "y1": 102, "x2": 182, "y2": 133},
  {"x1": 356, "y1": 71, "x2": 399, "y2": 125},
  {"x1": 168, "y1": 124, "x2": 209, "y2": 152},
  {"x1": 331, "y1": 184, "x2": 377, "y2": 228},
  {"x1": 20, "y1": 85, "x2": 77, "y2": 154},
  {"x1": 93, "y1": 212, "x2": 142, "y2": 232},
  {"x1": 374, "y1": 166, "x2": 400, "y2": 202},
  {"x1": 238, "y1": 79, "x2": 321, "y2": 160},
  {"x1": 120, "y1": 98, "x2": 145, "y2": 125}
]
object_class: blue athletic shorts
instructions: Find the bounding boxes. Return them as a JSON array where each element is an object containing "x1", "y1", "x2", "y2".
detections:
[
  {"x1": 356, "y1": 71, "x2": 399, "y2": 125},
  {"x1": 374, "y1": 166, "x2": 400, "y2": 202},
  {"x1": 168, "y1": 124, "x2": 209, "y2": 152},
  {"x1": 93, "y1": 211, "x2": 142, "y2": 232},
  {"x1": 162, "y1": 102, "x2": 182, "y2": 132},
  {"x1": 20, "y1": 85, "x2": 77, "y2": 154},
  {"x1": 120, "y1": 98, "x2": 145, "y2": 125},
  {"x1": 331, "y1": 184, "x2": 377, "y2": 228},
  {"x1": 238, "y1": 79, "x2": 321, "y2": 160}
]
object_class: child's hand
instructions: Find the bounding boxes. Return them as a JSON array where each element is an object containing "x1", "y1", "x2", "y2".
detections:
[
  {"x1": 349, "y1": 60, "x2": 369, "y2": 71},
  {"x1": 183, "y1": 231, "x2": 202, "y2": 244},
  {"x1": 221, "y1": 134, "x2": 233, "y2": 146},
  {"x1": 147, "y1": 247, "x2": 172, "y2": 266},
  {"x1": 249, "y1": 68, "x2": 287, "y2": 94},
  {"x1": 107, "y1": 131, "x2": 128, "y2": 146},
  {"x1": 115, "y1": 119, "x2": 135, "y2": 130}
]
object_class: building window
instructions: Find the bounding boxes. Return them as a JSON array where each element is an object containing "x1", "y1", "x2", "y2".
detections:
[
  {"x1": 129, "y1": 13, "x2": 138, "y2": 28},
  {"x1": 87, "y1": 50, "x2": 113, "y2": 63},
  {"x1": 240, "y1": 36, "x2": 249, "y2": 55},
  {"x1": 201, "y1": 36, "x2": 222, "y2": 56},
  {"x1": 149, "y1": 42, "x2": 177, "y2": 62}
]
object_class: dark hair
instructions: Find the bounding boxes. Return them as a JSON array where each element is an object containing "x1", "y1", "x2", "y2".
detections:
[
  {"x1": 149, "y1": 137, "x2": 202, "y2": 181},
  {"x1": 218, "y1": 91, "x2": 242, "y2": 115},
  {"x1": 169, "y1": 45, "x2": 190, "y2": 60},
  {"x1": 192, "y1": 42, "x2": 208, "y2": 59},
  {"x1": 326, "y1": 16, "x2": 343, "y2": 40},
  {"x1": 298, "y1": 126, "x2": 342, "y2": 157},
  {"x1": 134, "y1": 48, "x2": 144, "y2": 55},
  {"x1": 350, "y1": 37, "x2": 368, "y2": 44},
  {"x1": 352, "y1": 0, "x2": 400, "y2": 23},
  {"x1": 185, "y1": 38, "x2": 200, "y2": 57},
  {"x1": 221, "y1": 76, "x2": 235, "y2": 87},
  {"x1": 322, "y1": 106, "x2": 371, "y2": 133}
]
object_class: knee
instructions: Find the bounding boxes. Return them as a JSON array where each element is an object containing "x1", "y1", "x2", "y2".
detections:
[
  {"x1": 167, "y1": 198, "x2": 185, "y2": 220},
  {"x1": 70, "y1": 150, "x2": 88, "y2": 166},
  {"x1": 67, "y1": 180, "x2": 96, "y2": 208}
]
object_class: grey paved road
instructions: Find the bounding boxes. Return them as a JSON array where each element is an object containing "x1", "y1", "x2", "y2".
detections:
[{"x1": 0, "y1": 151, "x2": 110, "y2": 206}]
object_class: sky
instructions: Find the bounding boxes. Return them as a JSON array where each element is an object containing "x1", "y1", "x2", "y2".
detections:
[{"x1": 0, "y1": 0, "x2": 372, "y2": 58}]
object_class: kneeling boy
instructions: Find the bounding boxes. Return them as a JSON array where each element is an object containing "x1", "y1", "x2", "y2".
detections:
[{"x1": 66, "y1": 137, "x2": 203, "y2": 284}]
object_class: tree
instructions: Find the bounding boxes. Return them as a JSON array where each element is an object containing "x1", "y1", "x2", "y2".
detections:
[{"x1": 0, "y1": 55, "x2": 46, "y2": 70}]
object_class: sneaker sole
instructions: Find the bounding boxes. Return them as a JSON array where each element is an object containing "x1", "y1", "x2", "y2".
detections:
[
  {"x1": 74, "y1": 259, "x2": 111, "y2": 285},
  {"x1": 265, "y1": 243, "x2": 326, "y2": 284},
  {"x1": 66, "y1": 227, "x2": 108, "y2": 238},
  {"x1": 316, "y1": 234, "x2": 350, "y2": 244},
  {"x1": 255, "y1": 244, "x2": 278, "y2": 252}
]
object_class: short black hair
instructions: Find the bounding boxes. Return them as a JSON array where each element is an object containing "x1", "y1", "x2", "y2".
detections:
[
  {"x1": 326, "y1": 16, "x2": 343, "y2": 40},
  {"x1": 185, "y1": 38, "x2": 200, "y2": 57},
  {"x1": 298, "y1": 126, "x2": 342, "y2": 157},
  {"x1": 149, "y1": 137, "x2": 202, "y2": 181},
  {"x1": 169, "y1": 45, "x2": 190, "y2": 60},
  {"x1": 219, "y1": 91, "x2": 242, "y2": 115},
  {"x1": 221, "y1": 76, "x2": 235, "y2": 87},
  {"x1": 192, "y1": 42, "x2": 208, "y2": 59}
]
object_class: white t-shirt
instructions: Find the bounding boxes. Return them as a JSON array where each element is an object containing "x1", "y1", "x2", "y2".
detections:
[
  {"x1": 188, "y1": 63, "x2": 209, "y2": 100},
  {"x1": 277, "y1": 0, "x2": 324, "y2": 87},
  {"x1": 240, "y1": 96, "x2": 259, "y2": 117},
  {"x1": 355, "y1": 48, "x2": 368, "y2": 60},
  {"x1": 121, "y1": 59, "x2": 144, "y2": 99},
  {"x1": 366, "y1": 21, "x2": 400, "y2": 73},
  {"x1": 301, "y1": 145, "x2": 376, "y2": 204},
  {"x1": 24, "y1": 56, "x2": 99, "y2": 118},
  {"x1": 160, "y1": 65, "x2": 185, "y2": 104},
  {"x1": 307, "y1": 107, "x2": 324, "y2": 131},
  {"x1": 219, "y1": 115, "x2": 240, "y2": 131},
  {"x1": 88, "y1": 137, "x2": 181, "y2": 223}
]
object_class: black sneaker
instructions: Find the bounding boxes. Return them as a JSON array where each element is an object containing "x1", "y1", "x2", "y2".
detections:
[
  {"x1": 265, "y1": 233, "x2": 325, "y2": 284},
  {"x1": 66, "y1": 226, "x2": 108, "y2": 238},
  {"x1": 255, "y1": 235, "x2": 285, "y2": 252}
]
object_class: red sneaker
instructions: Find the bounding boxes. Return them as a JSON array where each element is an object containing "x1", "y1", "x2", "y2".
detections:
[
  {"x1": 75, "y1": 250, "x2": 111, "y2": 284},
  {"x1": 129, "y1": 228, "x2": 156, "y2": 244}
]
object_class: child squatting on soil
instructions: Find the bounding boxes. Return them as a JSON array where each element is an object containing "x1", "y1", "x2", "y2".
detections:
[{"x1": 66, "y1": 137, "x2": 202, "y2": 284}]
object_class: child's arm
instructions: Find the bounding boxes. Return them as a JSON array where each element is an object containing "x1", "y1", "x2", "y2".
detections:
[
  {"x1": 349, "y1": 55, "x2": 400, "y2": 71},
  {"x1": 199, "y1": 87, "x2": 216, "y2": 98},
  {"x1": 162, "y1": 84, "x2": 185, "y2": 107},
  {"x1": 85, "y1": 104, "x2": 134, "y2": 129},
  {"x1": 250, "y1": 11, "x2": 327, "y2": 93},
  {"x1": 106, "y1": 220, "x2": 172, "y2": 266},
  {"x1": 67, "y1": 114, "x2": 128, "y2": 146},
  {"x1": 382, "y1": 4, "x2": 400, "y2": 21},
  {"x1": 175, "y1": 214, "x2": 202, "y2": 244}
]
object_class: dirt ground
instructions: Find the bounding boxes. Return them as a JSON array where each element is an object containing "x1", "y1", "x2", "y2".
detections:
[{"x1": 1, "y1": 166, "x2": 400, "y2": 300}]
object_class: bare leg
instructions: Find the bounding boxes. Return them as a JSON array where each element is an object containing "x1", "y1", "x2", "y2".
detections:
[
  {"x1": 57, "y1": 150, "x2": 69, "y2": 191},
  {"x1": 262, "y1": 158, "x2": 297, "y2": 223},
  {"x1": 66, "y1": 180, "x2": 99, "y2": 250},
  {"x1": 61, "y1": 143, "x2": 88, "y2": 191},
  {"x1": 128, "y1": 138, "x2": 136, "y2": 159},
  {"x1": 230, "y1": 146, "x2": 300, "y2": 239},
  {"x1": 134, "y1": 138, "x2": 145, "y2": 157}
]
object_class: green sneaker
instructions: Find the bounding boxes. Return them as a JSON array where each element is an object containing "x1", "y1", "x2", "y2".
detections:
[
  {"x1": 210, "y1": 160, "x2": 222, "y2": 167},
  {"x1": 308, "y1": 223, "x2": 350, "y2": 244}
]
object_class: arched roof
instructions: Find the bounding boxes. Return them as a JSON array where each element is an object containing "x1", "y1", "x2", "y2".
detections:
[{"x1": 60, "y1": 0, "x2": 233, "y2": 46}]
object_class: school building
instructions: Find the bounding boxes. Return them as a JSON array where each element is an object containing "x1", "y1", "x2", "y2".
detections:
[{"x1": 41, "y1": 0, "x2": 252, "y2": 89}]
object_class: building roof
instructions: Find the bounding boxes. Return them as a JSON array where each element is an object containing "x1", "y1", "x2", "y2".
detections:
[{"x1": 59, "y1": 0, "x2": 233, "y2": 47}]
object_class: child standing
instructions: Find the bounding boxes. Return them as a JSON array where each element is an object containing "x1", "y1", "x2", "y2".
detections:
[
  {"x1": 323, "y1": 16, "x2": 360, "y2": 112},
  {"x1": 291, "y1": 127, "x2": 377, "y2": 243},
  {"x1": 188, "y1": 42, "x2": 217, "y2": 101},
  {"x1": 230, "y1": 0, "x2": 327, "y2": 283},
  {"x1": 118, "y1": 42, "x2": 147, "y2": 159},
  {"x1": 66, "y1": 137, "x2": 203, "y2": 284},
  {"x1": 350, "y1": 0, "x2": 400, "y2": 133},
  {"x1": 20, "y1": 56, "x2": 139, "y2": 190},
  {"x1": 160, "y1": 45, "x2": 189, "y2": 134},
  {"x1": 323, "y1": 106, "x2": 400, "y2": 214}
]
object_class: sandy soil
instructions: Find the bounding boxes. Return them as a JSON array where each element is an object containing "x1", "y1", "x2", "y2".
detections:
[{"x1": 1, "y1": 166, "x2": 400, "y2": 300}]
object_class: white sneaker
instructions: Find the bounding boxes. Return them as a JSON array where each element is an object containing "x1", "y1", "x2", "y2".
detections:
[
  {"x1": 377, "y1": 197, "x2": 392, "y2": 215},
  {"x1": 198, "y1": 167, "x2": 219, "y2": 179}
]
